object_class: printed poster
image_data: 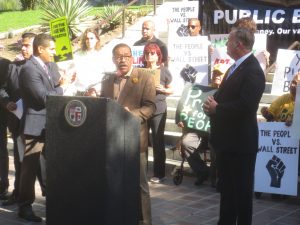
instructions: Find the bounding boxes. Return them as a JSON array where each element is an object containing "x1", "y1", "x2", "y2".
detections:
[
  {"x1": 254, "y1": 122, "x2": 299, "y2": 196},
  {"x1": 271, "y1": 49, "x2": 300, "y2": 95},
  {"x1": 168, "y1": 36, "x2": 209, "y2": 95},
  {"x1": 50, "y1": 16, "x2": 73, "y2": 62},
  {"x1": 175, "y1": 83, "x2": 217, "y2": 134}
]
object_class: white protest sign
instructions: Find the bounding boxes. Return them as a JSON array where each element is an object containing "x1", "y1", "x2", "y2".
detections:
[
  {"x1": 254, "y1": 122, "x2": 299, "y2": 196},
  {"x1": 290, "y1": 84, "x2": 300, "y2": 139},
  {"x1": 210, "y1": 33, "x2": 267, "y2": 75},
  {"x1": 168, "y1": 36, "x2": 209, "y2": 95},
  {"x1": 131, "y1": 46, "x2": 144, "y2": 68},
  {"x1": 271, "y1": 49, "x2": 300, "y2": 95},
  {"x1": 162, "y1": 1, "x2": 198, "y2": 25}
]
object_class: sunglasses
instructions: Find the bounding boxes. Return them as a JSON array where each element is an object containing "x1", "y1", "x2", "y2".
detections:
[
  {"x1": 188, "y1": 25, "x2": 197, "y2": 29},
  {"x1": 145, "y1": 51, "x2": 157, "y2": 56}
]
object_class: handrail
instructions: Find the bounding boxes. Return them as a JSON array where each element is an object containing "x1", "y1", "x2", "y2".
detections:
[
  {"x1": 265, "y1": 41, "x2": 300, "y2": 75},
  {"x1": 72, "y1": 0, "x2": 156, "y2": 44}
]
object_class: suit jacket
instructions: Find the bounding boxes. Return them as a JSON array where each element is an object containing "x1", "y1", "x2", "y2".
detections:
[
  {"x1": 101, "y1": 68, "x2": 156, "y2": 153},
  {"x1": 19, "y1": 56, "x2": 63, "y2": 138},
  {"x1": 0, "y1": 57, "x2": 11, "y2": 125},
  {"x1": 209, "y1": 54, "x2": 265, "y2": 154}
]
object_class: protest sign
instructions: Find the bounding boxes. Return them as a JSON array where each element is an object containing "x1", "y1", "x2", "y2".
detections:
[
  {"x1": 168, "y1": 36, "x2": 209, "y2": 95},
  {"x1": 290, "y1": 84, "x2": 300, "y2": 139},
  {"x1": 255, "y1": 122, "x2": 299, "y2": 196},
  {"x1": 50, "y1": 17, "x2": 73, "y2": 62},
  {"x1": 138, "y1": 68, "x2": 160, "y2": 86},
  {"x1": 175, "y1": 83, "x2": 217, "y2": 134},
  {"x1": 163, "y1": 1, "x2": 199, "y2": 37},
  {"x1": 131, "y1": 46, "x2": 144, "y2": 68},
  {"x1": 210, "y1": 33, "x2": 267, "y2": 76},
  {"x1": 271, "y1": 49, "x2": 300, "y2": 95}
]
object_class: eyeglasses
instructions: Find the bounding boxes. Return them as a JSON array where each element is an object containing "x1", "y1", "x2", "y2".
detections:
[
  {"x1": 188, "y1": 25, "x2": 197, "y2": 29},
  {"x1": 114, "y1": 55, "x2": 132, "y2": 62},
  {"x1": 145, "y1": 51, "x2": 157, "y2": 56}
]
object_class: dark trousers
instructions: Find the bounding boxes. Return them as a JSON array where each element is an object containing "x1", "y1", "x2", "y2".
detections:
[
  {"x1": 18, "y1": 137, "x2": 43, "y2": 209},
  {"x1": 0, "y1": 110, "x2": 8, "y2": 189},
  {"x1": 217, "y1": 151, "x2": 256, "y2": 225},
  {"x1": 149, "y1": 113, "x2": 166, "y2": 178}
]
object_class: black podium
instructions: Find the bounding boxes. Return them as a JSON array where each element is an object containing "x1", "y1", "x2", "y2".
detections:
[{"x1": 45, "y1": 96, "x2": 140, "y2": 225}]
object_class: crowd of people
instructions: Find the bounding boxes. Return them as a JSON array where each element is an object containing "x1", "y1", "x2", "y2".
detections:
[{"x1": 0, "y1": 15, "x2": 299, "y2": 225}]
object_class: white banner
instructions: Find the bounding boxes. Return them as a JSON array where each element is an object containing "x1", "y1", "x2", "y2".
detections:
[
  {"x1": 254, "y1": 122, "x2": 299, "y2": 196},
  {"x1": 271, "y1": 49, "x2": 300, "y2": 95},
  {"x1": 168, "y1": 36, "x2": 209, "y2": 95}
]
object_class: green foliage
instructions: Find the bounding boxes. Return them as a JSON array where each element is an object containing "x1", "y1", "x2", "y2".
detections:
[
  {"x1": 40, "y1": 0, "x2": 93, "y2": 38},
  {"x1": 0, "y1": 10, "x2": 42, "y2": 32},
  {"x1": 20, "y1": 0, "x2": 38, "y2": 10},
  {"x1": 137, "y1": 6, "x2": 152, "y2": 17},
  {"x1": 97, "y1": 5, "x2": 122, "y2": 30},
  {"x1": 0, "y1": 0, "x2": 21, "y2": 11}
]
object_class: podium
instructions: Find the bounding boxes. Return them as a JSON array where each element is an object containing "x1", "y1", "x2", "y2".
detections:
[{"x1": 45, "y1": 96, "x2": 140, "y2": 225}]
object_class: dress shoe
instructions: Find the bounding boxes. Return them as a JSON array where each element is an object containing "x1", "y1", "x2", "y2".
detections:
[
  {"x1": 18, "y1": 207, "x2": 42, "y2": 222},
  {"x1": 194, "y1": 170, "x2": 209, "y2": 186},
  {"x1": 0, "y1": 188, "x2": 8, "y2": 200},
  {"x1": 2, "y1": 193, "x2": 17, "y2": 206}
]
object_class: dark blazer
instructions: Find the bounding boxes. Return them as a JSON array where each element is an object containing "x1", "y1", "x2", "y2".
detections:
[
  {"x1": 209, "y1": 54, "x2": 265, "y2": 154},
  {"x1": 19, "y1": 56, "x2": 63, "y2": 138},
  {"x1": 101, "y1": 68, "x2": 156, "y2": 153},
  {"x1": 0, "y1": 57, "x2": 11, "y2": 125}
]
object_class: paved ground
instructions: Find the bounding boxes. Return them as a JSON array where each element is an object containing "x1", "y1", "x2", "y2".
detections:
[{"x1": 1, "y1": 143, "x2": 300, "y2": 225}]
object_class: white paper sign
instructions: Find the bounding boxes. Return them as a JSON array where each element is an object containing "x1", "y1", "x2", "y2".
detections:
[
  {"x1": 290, "y1": 84, "x2": 300, "y2": 139},
  {"x1": 210, "y1": 33, "x2": 267, "y2": 75},
  {"x1": 271, "y1": 49, "x2": 300, "y2": 95},
  {"x1": 254, "y1": 122, "x2": 299, "y2": 196},
  {"x1": 168, "y1": 36, "x2": 209, "y2": 95}
]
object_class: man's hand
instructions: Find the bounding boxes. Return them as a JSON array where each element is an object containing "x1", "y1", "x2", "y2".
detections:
[
  {"x1": 177, "y1": 121, "x2": 184, "y2": 128},
  {"x1": 6, "y1": 102, "x2": 17, "y2": 111},
  {"x1": 203, "y1": 96, "x2": 218, "y2": 115}
]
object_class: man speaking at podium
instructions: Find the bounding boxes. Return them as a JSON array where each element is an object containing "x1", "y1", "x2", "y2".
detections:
[{"x1": 101, "y1": 43, "x2": 156, "y2": 225}]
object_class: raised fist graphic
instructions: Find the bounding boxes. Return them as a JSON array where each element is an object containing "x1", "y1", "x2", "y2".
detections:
[{"x1": 266, "y1": 155, "x2": 286, "y2": 188}]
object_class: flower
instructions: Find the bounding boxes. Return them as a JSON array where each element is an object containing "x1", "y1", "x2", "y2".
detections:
[{"x1": 132, "y1": 77, "x2": 139, "y2": 84}]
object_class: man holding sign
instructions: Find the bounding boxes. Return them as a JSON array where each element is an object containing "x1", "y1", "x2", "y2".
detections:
[{"x1": 203, "y1": 28, "x2": 265, "y2": 225}]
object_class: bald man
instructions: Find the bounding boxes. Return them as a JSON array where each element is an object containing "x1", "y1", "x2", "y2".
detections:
[
  {"x1": 134, "y1": 20, "x2": 169, "y2": 66},
  {"x1": 187, "y1": 18, "x2": 201, "y2": 36}
]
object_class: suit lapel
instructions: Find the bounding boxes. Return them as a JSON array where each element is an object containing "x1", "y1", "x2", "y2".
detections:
[
  {"x1": 117, "y1": 68, "x2": 138, "y2": 105},
  {"x1": 30, "y1": 57, "x2": 54, "y2": 87}
]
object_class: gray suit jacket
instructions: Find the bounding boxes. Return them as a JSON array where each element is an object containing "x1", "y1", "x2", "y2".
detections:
[{"x1": 19, "y1": 56, "x2": 63, "y2": 137}]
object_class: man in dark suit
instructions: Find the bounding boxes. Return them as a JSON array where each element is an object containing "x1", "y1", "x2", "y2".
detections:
[
  {"x1": 0, "y1": 56, "x2": 11, "y2": 199},
  {"x1": 18, "y1": 33, "x2": 66, "y2": 222},
  {"x1": 101, "y1": 43, "x2": 156, "y2": 225},
  {"x1": 203, "y1": 28, "x2": 265, "y2": 225}
]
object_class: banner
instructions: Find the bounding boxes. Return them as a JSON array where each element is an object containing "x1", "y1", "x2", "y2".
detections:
[
  {"x1": 271, "y1": 49, "x2": 300, "y2": 95},
  {"x1": 254, "y1": 122, "x2": 299, "y2": 196},
  {"x1": 175, "y1": 83, "x2": 217, "y2": 134},
  {"x1": 49, "y1": 17, "x2": 73, "y2": 62},
  {"x1": 168, "y1": 36, "x2": 209, "y2": 95},
  {"x1": 202, "y1": 0, "x2": 300, "y2": 63}
]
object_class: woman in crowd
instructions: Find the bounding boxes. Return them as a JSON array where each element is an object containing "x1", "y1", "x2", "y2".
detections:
[
  {"x1": 71, "y1": 28, "x2": 104, "y2": 96},
  {"x1": 142, "y1": 43, "x2": 173, "y2": 183}
]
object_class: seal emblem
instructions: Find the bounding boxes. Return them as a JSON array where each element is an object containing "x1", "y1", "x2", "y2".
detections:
[{"x1": 64, "y1": 100, "x2": 87, "y2": 127}]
